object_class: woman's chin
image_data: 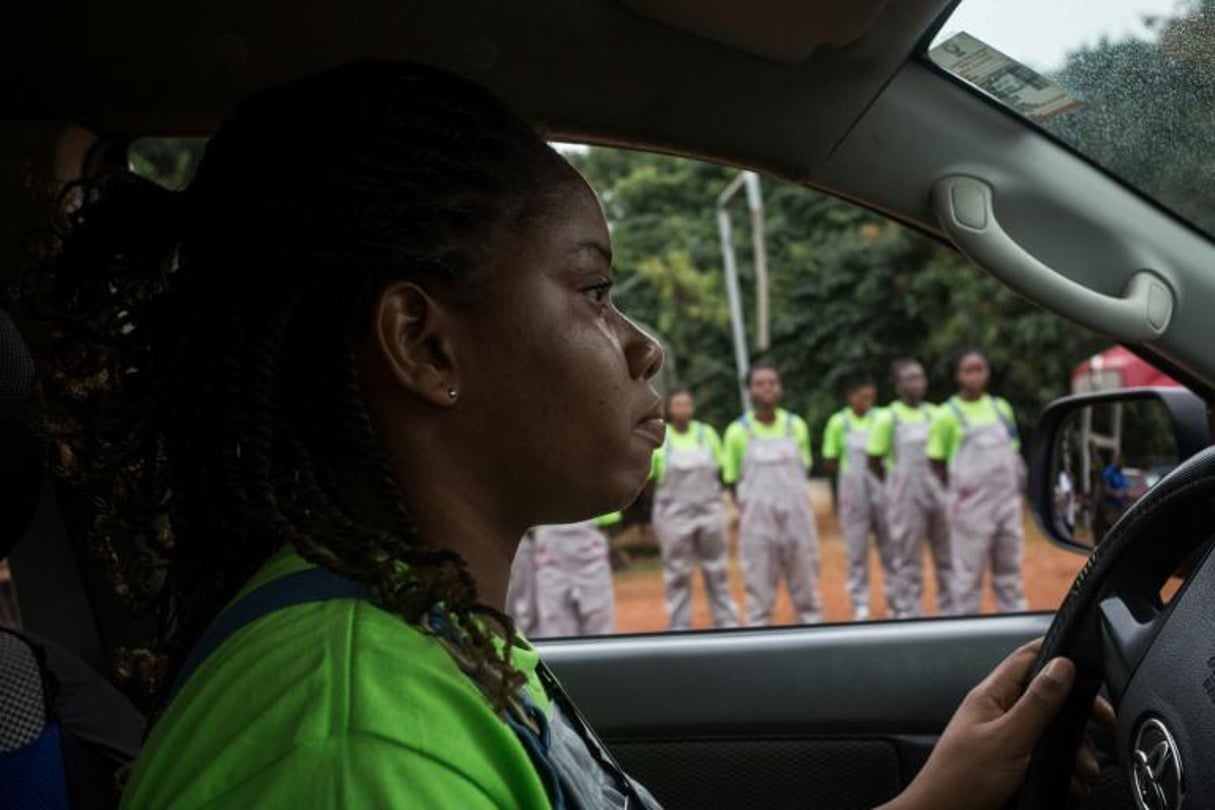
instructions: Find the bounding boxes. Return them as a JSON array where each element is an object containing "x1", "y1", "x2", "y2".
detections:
[{"x1": 541, "y1": 467, "x2": 649, "y2": 525}]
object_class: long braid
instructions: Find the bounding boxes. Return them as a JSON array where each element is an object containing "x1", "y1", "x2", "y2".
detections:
[{"x1": 14, "y1": 60, "x2": 568, "y2": 714}]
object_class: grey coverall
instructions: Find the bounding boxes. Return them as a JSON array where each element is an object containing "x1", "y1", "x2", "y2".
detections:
[
  {"x1": 505, "y1": 533, "x2": 539, "y2": 636},
  {"x1": 946, "y1": 399, "x2": 1027, "y2": 614},
  {"x1": 652, "y1": 422, "x2": 738, "y2": 630},
  {"x1": 837, "y1": 412, "x2": 897, "y2": 618},
  {"x1": 736, "y1": 414, "x2": 821, "y2": 626},
  {"x1": 532, "y1": 521, "x2": 616, "y2": 637},
  {"x1": 886, "y1": 406, "x2": 953, "y2": 617}
]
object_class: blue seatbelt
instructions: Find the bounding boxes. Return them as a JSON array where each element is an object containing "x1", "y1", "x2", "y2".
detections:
[
  {"x1": 169, "y1": 567, "x2": 364, "y2": 700},
  {"x1": 0, "y1": 722, "x2": 69, "y2": 810}
]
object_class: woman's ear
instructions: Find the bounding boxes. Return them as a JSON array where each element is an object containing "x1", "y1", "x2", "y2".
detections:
[{"x1": 370, "y1": 281, "x2": 459, "y2": 408}]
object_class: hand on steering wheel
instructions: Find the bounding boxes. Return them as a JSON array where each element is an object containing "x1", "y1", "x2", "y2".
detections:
[
  {"x1": 882, "y1": 638, "x2": 1114, "y2": 810},
  {"x1": 1016, "y1": 445, "x2": 1215, "y2": 809}
]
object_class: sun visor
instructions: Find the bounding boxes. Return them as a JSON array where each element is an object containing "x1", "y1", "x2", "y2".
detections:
[{"x1": 619, "y1": 0, "x2": 888, "y2": 63}]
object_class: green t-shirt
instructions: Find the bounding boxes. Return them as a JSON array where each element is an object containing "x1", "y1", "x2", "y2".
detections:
[
  {"x1": 721, "y1": 409, "x2": 812, "y2": 484},
  {"x1": 649, "y1": 420, "x2": 724, "y2": 484},
  {"x1": 926, "y1": 395, "x2": 1019, "y2": 462},
  {"x1": 821, "y1": 407, "x2": 884, "y2": 474},
  {"x1": 593, "y1": 511, "x2": 622, "y2": 528},
  {"x1": 866, "y1": 401, "x2": 938, "y2": 464},
  {"x1": 121, "y1": 547, "x2": 553, "y2": 809}
]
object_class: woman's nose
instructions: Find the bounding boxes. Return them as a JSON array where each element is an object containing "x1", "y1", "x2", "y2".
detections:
[{"x1": 622, "y1": 316, "x2": 664, "y2": 381}]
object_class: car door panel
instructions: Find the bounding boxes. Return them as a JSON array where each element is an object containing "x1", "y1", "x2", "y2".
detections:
[{"x1": 539, "y1": 614, "x2": 1051, "y2": 808}]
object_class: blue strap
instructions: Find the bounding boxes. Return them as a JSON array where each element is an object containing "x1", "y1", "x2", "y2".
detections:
[
  {"x1": 0, "y1": 722, "x2": 69, "y2": 810},
  {"x1": 740, "y1": 412, "x2": 792, "y2": 438},
  {"x1": 950, "y1": 396, "x2": 1017, "y2": 440},
  {"x1": 993, "y1": 398, "x2": 1019, "y2": 440},
  {"x1": 502, "y1": 695, "x2": 565, "y2": 810},
  {"x1": 666, "y1": 421, "x2": 708, "y2": 460},
  {"x1": 947, "y1": 397, "x2": 967, "y2": 427},
  {"x1": 170, "y1": 567, "x2": 365, "y2": 700}
]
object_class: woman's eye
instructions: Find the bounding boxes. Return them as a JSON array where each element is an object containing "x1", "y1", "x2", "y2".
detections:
[{"x1": 582, "y1": 280, "x2": 613, "y2": 305}]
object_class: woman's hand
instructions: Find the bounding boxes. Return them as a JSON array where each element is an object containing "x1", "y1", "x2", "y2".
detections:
[{"x1": 881, "y1": 638, "x2": 1114, "y2": 810}]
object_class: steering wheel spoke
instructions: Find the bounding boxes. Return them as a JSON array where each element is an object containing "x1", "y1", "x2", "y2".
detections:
[{"x1": 1098, "y1": 595, "x2": 1163, "y2": 704}]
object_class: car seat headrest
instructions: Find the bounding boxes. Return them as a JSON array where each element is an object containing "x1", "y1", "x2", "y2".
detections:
[{"x1": 0, "y1": 307, "x2": 47, "y2": 559}]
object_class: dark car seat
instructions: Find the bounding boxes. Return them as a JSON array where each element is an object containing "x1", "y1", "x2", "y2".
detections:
[{"x1": 0, "y1": 307, "x2": 144, "y2": 809}]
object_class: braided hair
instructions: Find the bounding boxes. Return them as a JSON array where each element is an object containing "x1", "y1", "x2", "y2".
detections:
[{"x1": 15, "y1": 60, "x2": 572, "y2": 712}]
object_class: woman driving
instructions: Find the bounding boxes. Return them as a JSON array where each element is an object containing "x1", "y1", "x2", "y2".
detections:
[{"x1": 16, "y1": 60, "x2": 1106, "y2": 808}]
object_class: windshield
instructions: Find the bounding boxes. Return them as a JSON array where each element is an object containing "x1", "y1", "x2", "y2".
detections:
[{"x1": 928, "y1": 0, "x2": 1215, "y2": 238}]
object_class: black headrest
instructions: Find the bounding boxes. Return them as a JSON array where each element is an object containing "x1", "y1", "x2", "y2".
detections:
[{"x1": 0, "y1": 308, "x2": 46, "y2": 558}]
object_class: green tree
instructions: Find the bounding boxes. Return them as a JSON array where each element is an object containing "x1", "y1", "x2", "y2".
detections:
[{"x1": 1047, "y1": 0, "x2": 1215, "y2": 233}]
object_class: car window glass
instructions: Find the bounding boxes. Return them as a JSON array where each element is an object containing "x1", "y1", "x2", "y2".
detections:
[{"x1": 927, "y1": 0, "x2": 1215, "y2": 238}]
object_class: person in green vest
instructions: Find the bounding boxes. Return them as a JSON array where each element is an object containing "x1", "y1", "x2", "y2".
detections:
[
  {"x1": 822, "y1": 373, "x2": 896, "y2": 621},
  {"x1": 650, "y1": 388, "x2": 737, "y2": 630},
  {"x1": 531, "y1": 513, "x2": 622, "y2": 637},
  {"x1": 722, "y1": 362, "x2": 821, "y2": 627},
  {"x1": 928, "y1": 348, "x2": 1027, "y2": 615},
  {"x1": 19, "y1": 60, "x2": 1104, "y2": 810},
  {"x1": 867, "y1": 359, "x2": 953, "y2": 618}
]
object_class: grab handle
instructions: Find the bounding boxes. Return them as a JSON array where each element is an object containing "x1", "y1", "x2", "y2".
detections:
[{"x1": 932, "y1": 175, "x2": 1173, "y2": 342}]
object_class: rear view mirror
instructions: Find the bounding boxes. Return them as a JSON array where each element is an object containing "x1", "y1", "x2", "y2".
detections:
[{"x1": 1029, "y1": 387, "x2": 1209, "y2": 552}]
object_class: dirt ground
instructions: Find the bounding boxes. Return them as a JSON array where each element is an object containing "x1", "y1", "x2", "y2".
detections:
[{"x1": 608, "y1": 480, "x2": 1088, "y2": 633}]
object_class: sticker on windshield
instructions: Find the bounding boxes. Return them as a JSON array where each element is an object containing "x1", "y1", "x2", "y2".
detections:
[{"x1": 929, "y1": 32, "x2": 1081, "y2": 122}]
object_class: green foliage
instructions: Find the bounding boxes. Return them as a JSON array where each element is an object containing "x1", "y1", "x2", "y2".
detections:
[{"x1": 1046, "y1": 0, "x2": 1215, "y2": 235}]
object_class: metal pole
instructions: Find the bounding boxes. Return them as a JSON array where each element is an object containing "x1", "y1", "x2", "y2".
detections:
[
  {"x1": 744, "y1": 171, "x2": 770, "y2": 351},
  {"x1": 717, "y1": 172, "x2": 750, "y2": 411}
]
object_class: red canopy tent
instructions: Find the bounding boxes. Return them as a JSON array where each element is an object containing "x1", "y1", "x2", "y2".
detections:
[{"x1": 1071, "y1": 346, "x2": 1181, "y2": 394}]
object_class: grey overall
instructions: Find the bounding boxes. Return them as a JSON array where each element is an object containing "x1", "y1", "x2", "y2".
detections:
[
  {"x1": 736, "y1": 414, "x2": 821, "y2": 626},
  {"x1": 652, "y1": 423, "x2": 738, "y2": 630},
  {"x1": 838, "y1": 413, "x2": 896, "y2": 618},
  {"x1": 947, "y1": 398, "x2": 1027, "y2": 614},
  {"x1": 886, "y1": 407, "x2": 953, "y2": 617},
  {"x1": 506, "y1": 533, "x2": 540, "y2": 636},
  {"x1": 533, "y1": 521, "x2": 616, "y2": 637}
]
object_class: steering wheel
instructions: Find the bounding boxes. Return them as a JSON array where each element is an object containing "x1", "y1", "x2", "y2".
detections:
[{"x1": 1019, "y1": 445, "x2": 1215, "y2": 809}]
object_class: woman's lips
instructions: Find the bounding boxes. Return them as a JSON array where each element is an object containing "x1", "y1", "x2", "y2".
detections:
[{"x1": 634, "y1": 417, "x2": 667, "y2": 448}]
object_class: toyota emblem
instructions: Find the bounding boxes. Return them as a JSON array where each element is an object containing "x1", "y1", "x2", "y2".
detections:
[{"x1": 1131, "y1": 717, "x2": 1183, "y2": 810}]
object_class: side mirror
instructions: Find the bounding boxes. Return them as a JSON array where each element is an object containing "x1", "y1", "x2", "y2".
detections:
[{"x1": 1028, "y1": 387, "x2": 1210, "y2": 552}]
